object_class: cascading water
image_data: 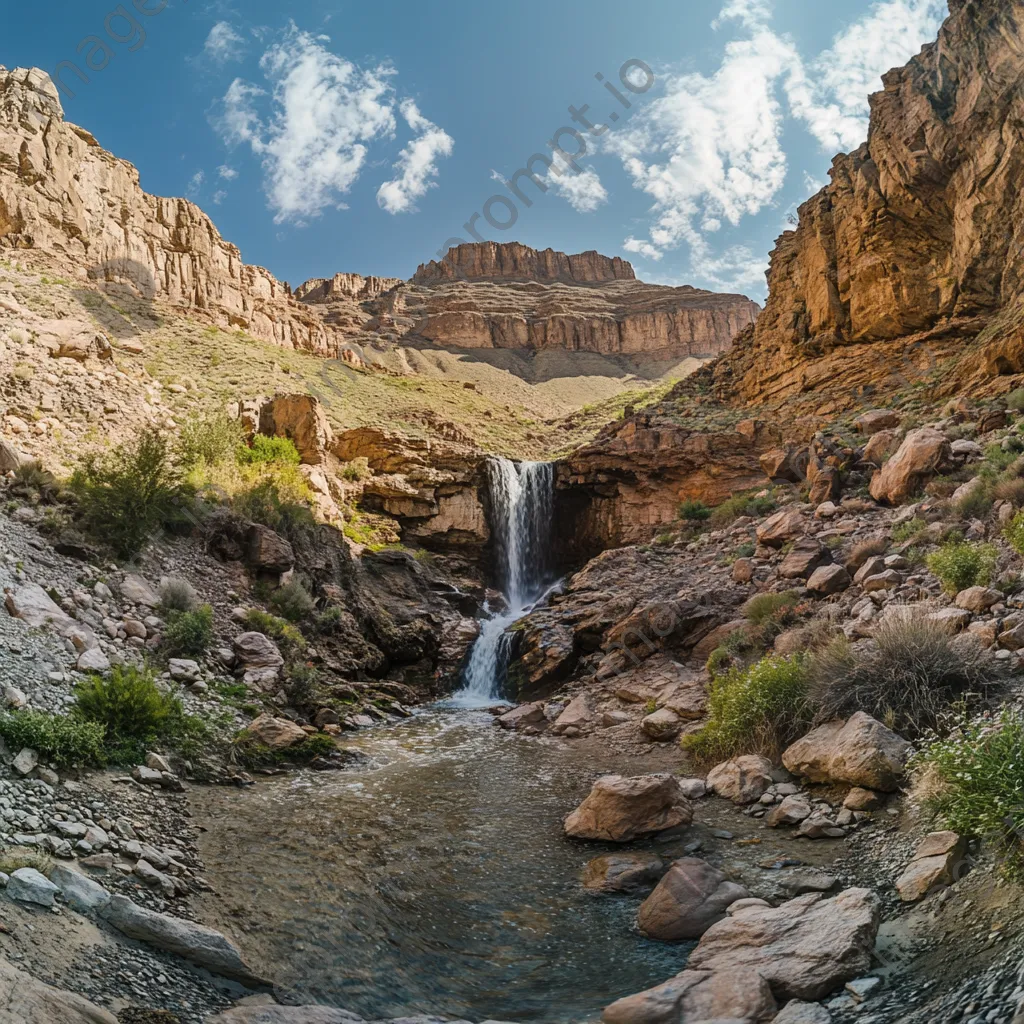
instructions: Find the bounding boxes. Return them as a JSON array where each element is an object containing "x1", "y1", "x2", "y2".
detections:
[{"x1": 452, "y1": 458, "x2": 555, "y2": 706}]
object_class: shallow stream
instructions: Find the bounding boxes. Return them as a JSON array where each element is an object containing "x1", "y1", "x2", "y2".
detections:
[{"x1": 192, "y1": 709, "x2": 690, "y2": 1023}]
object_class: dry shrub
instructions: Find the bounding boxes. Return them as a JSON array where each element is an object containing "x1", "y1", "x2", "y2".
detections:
[
  {"x1": 808, "y1": 612, "x2": 997, "y2": 737},
  {"x1": 845, "y1": 535, "x2": 889, "y2": 570}
]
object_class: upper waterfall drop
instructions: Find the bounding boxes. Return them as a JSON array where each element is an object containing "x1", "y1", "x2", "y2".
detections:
[{"x1": 452, "y1": 458, "x2": 556, "y2": 706}]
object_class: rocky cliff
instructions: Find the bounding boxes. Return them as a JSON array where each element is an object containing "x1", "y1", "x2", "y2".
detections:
[
  {"x1": 0, "y1": 67, "x2": 344, "y2": 357},
  {"x1": 412, "y1": 242, "x2": 636, "y2": 285},
  {"x1": 718, "y1": 0, "x2": 1024, "y2": 408},
  {"x1": 293, "y1": 273, "x2": 403, "y2": 304},
  {"x1": 300, "y1": 243, "x2": 760, "y2": 362}
]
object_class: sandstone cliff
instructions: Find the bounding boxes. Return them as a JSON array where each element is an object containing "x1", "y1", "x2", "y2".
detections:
[
  {"x1": 718, "y1": 0, "x2": 1024, "y2": 408},
  {"x1": 0, "y1": 67, "x2": 344, "y2": 357},
  {"x1": 300, "y1": 243, "x2": 760, "y2": 362},
  {"x1": 412, "y1": 242, "x2": 635, "y2": 285},
  {"x1": 293, "y1": 273, "x2": 403, "y2": 304}
]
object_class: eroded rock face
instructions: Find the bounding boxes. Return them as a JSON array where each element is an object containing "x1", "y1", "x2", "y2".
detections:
[
  {"x1": 869, "y1": 428, "x2": 952, "y2": 504},
  {"x1": 563, "y1": 774, "x2": 693, "y2": 843},
  {"x1": 707, "y1": 0, "x2": 1024, "y2": 407},
  {"x1": 686, "y1": 888, "x2": 880, "y2": 1001},
  {"x1": 0, "y1": 68, "x2": 339, "y2": 356},
  {"x1": 414, "y1": 242, "x2": 636, "y2": 285}
]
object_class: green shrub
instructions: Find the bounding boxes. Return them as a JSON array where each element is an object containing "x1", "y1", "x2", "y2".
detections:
[
  {"x1": 954, "y1": 482, "x2": 994, "y2": 520},
  {"x1": 241, "y1": 609, "x2": 306, "y2": 656},
  {"x1": 913, "y1": 709, "x2": 1024, "y2": 874},
  {"x1": 270, "y1": 580, "x2": 315, "y2": 622},
  {"x1": 927, "y1": 541, "x2": 998, "y2": 595},
  {"x1": 808, "y1": 613, "x2": 995, "y2": 736},
  {"x1": 159, "y1": 576, "x2": 198, "y2": 614},
  {"x1": 0, "y1": 710, "x2": 106, "y2": 767},
  {"x1": 1005, "y1": 511, "x2": 1024, "y2": 556},
  {"x1": 684, "y1": 654, "x2": 810, "y2": 765},
  {"x1": 892, "y1": 517, "x2": 927, "y2": 543},
  {"x1": 985, "y1": 443, "x2": 1020, "y2": 472},
  {"x1": 71, "y1": 429, "x2": 192, "y2": 559},
  {"x1": 162, "y1": 605, "x2": 214, "y2": 657},
  {"x1": 743, "y1": 591, "x2": 801, "y2": 625},
  {"x1": 710, "y1": 491, "x2": 777, "y2": 526},
  {"x1": 233, "y1": 475, "x2": 316, "y2": 542},
  {"x1": 678, "y1": 499, "x2": 712, "y2": 522},
  {"x1": 734, "y1": 542, "x2": 756, "y2": 560},
  {"x1": 237, "y1": 435, "x2": 301, "y2": 466},
  {"x1": 340, "y1": 457, "x2": 372, "y2": 482},
  {"x1": 177, "y1": 413, "x2": 244, "y2": 469},
  {"x1": 74, "y1": 665, "x2": 176, "y2": 753}
]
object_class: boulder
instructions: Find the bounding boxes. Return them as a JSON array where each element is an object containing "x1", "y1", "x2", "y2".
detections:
[
  {"x1": 782, "y1": 713, "x2": 913, "y2": 792},
  {"x1": 12, "y1": 747, "x2": 38, "y2": 776},
  {"x1": 99, "y1": 894, "x2": 266, "y2": 985},
  {"x1": 7, "y1": 867, "x2": 59, "y2": 906},
  {"x1": 119, "y1": 574, "x2": 160, "y2": 607},
  {"x1": 761, "y1": 446, "x2": 809, "y2": 484},
  {"x1": 0, "y1": 955, "x2": 118, "y2": 1023},
  {"x1": 563, "y1": 774, "x2": 693, "y2": 842},
  {"x1": 807, "y1": 564, "x2": 851, "y2": 596},
  {"x1": 168, "y1": 658, "x2": 202, "y2": 682},
  {"x1": 706, "y1": 755, "x2": 774, "y2": 805},
  {"x1": 854, "y1": 410, "x2": 900, "y2": 434},
  {"x1": 869, "y1": 428, "x2": 952, "y2": 504},
  {"x1": 602, "y1": 968, "x2": 777, "y2": 1024},
  {"x1": 757, "y1": 507, "x2": 806, "y2": 547},
  {"x1": 779, "y1": 539, "x2": 832, "y2": 580},
  {"x1": 687, "y1": 888, "x2": 880, "y2": 1001},
  {"x1": 637, "y1": 858, "x2": 750, "y2": 941},
  {"x1": 247, "y1": 524, "x2": 295, "y2": 574},
  {"x1": 245, "y1": 714, "x2": 308, "y2": 750},
  {"x1": 843, "y1": 788, "x2": 883, "y2": 812},
  {"x1": 774, "y1": 1001, "x2": 833, "y2": 1023},
  {"x1": 496, "y1": 703, "x2": 545, "y2": 730},
  {"x1": 927, "y1": 608, "x2": 972, "y2": 633},
  {"x1": 209, "y1": 1010, "x2": 364, "y2": 1024},
  {"x1": 257, "y1": 393, "x2": 334, "y2": 465},
  {"x1": 862, "y1": 429, "x2": 900, "y2": 466},
  {"x1": 234, "y1": 632, "x2": 285, "y2": 670},
  {"x1": 5, "y1": 584, "x2": 97, "y2": 650},
  {"x1": 955, "y1": 587, "x2": 1001, "y2": 613},
  {"x1": 76, "y1": 648, "x2": 110, "y2": 673},
  {"x1": 49, "y1": 864, "x2": 112, "y2": 913},
  {"x1": 582, "y1": 853, "x2": 668, "y2": 894},
  {"x1": 641, "y1": 708, "x2": 682, "y2": 741},
  {"x1": 766, "y1": 795, "x2": 812, "y2": 828},
  {"x1": 0, "y1": 438, "x2": 30, "y2": 472},
  {"x1": 895, "y1": 831, "x2": 969, "y2": 902}
]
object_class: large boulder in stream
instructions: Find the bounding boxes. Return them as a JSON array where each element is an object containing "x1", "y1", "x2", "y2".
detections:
[
  {"x1": 564, "y1": 774, "x2": 693, "y2": 843},
  {"x1": 636, "y1": 858, "x2": 749, "y2": 940}
]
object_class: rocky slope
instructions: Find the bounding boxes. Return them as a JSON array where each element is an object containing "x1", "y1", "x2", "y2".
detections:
[{"x1": 713, "y1": 0, "x2": 1024, "y2": 411}]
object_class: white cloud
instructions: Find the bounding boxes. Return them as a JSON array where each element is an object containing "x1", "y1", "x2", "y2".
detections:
[
  {"x1": 204, "y1": 22, "x2": 246, "y2": 64},
  {"x1": 547, "y1": 160, "x2": 608, "y2": 213},
  {"x1": 215, "y1": 26, "x2": 451, "y2": 224},
  {"x1": 186, "y1": 170, "x2": 204, "y2": 198},
  {"x1": 376, "y1": 99, "x2": 454, "y2": 214},
  {"x1": 712, "y1": 0, "x2": 772, "y2": 30},
  {"x1": 786, "y1": 0, "x2": 945, "y2": 151},
  {"x1": 218, "y1": 164, "x2": 239, "y2": 180},
  {"x1": 616, "y1": 0, "x2": 945, "y2": 279},
  {"x1": 213, "y1": 190, "x2": 228, "y2": 205}
]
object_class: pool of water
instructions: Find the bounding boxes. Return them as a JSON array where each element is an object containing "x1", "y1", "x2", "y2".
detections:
[{"x1": 191, "y1": 709, "x2": 689, "y2": 1022}]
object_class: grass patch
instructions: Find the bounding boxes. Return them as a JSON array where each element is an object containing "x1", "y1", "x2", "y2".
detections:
[
  {"x1": 710, "y1": 491, "x2": 777, "y2": 526},
  {"x1": 241, "y1": 609, "x2": 307, "y2": 657},
  {"x1": 743, "y1": 590, "x2": 802, "y2": 625},
  {"x1": 683, "y1": 654, "x2": 810, "y2": 765},
  {"x1": 0, "y1": 710, "x2": 106, "y2": 767},
  {"x1": 678, "y1": 499, "x2": 712, "y2": 523}
]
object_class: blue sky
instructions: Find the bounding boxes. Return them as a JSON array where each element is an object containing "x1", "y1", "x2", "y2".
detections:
[{"x1": 3, "y1": 0, "x2": 948, "y2": 300}]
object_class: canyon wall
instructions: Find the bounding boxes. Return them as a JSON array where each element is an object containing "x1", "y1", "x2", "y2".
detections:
[
  {"x1": 412, "y1": 242, "x2": 635, "y2": 285},
  {"x1": 0, "y1": 67, "x2": 340, "y2": 356},
  {"x1": 724, "y1": 0, "x2": 1024, "y2": 405}
]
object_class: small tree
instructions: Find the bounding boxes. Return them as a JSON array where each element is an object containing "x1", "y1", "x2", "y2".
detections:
[{"x1": 72, "y1": 429, "x2": 192, "y2": 558}]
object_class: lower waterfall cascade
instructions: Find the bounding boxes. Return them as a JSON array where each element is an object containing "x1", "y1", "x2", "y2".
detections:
[{"x1": 453, "y1": 458, "x2": 555, "y2": 705}]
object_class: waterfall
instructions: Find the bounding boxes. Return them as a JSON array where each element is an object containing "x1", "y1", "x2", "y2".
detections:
[{"x1": 451, "y1": 458, "x2": 554, "y2": 706}]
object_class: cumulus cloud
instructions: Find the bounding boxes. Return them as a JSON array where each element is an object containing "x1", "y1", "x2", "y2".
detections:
[
  {"x1": 218, "y1": 165, "x2": 239, "y2": 180},
  {"x1": 376, "y1": 100, "x2": 454, "y2": 214},
  {"x1": 204, "y1": 22, "x2": 246, "y2": 64},
  {"x1": 547, "y1": 160, "x2": 608, "y2": 213},
  {"x1": 214, "y1": 25, "x2": 451, "y2": 224},
  {"x1": 617, "y1": 0, "x2": 945, "y2": 273}
]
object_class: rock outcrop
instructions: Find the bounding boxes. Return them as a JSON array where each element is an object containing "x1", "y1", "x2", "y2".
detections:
[
  {"x1": 412, "y1": 242, "x2": 636, "y2": 285},
  {"x1": 703, "y1": 0, "x2": 1024, "y2": 409},
  {"x1": 0, "y1": 67, "x2": 341, "y2": 357}
]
